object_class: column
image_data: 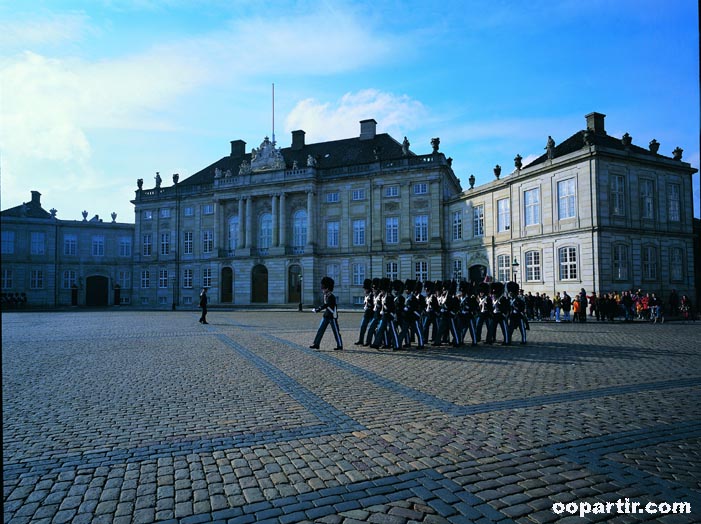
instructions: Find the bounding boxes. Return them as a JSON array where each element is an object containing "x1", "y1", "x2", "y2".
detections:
[
  {"x1": 306, "y1": 191, "x2": 314, "y2": 245},
  {"x1": 271, "y1": 194, "x2": 279, "y2": 247},
  {"x1": 279, "y1": 192, "x2": 287, "y2": 248},
  {"x1": 237, "y1": 198, "x2": 244, "y2": 249},
  {"x1": 245, "y1": 197, "x2": 252, "y2": 249}
]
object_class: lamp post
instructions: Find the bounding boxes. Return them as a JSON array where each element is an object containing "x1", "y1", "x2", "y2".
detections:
[
  {"x1": 512, "y1": 257, "x2": 520, "y2": 283},
  {"x1": 172, "y1": 275, "x2": 177, "y2": 311},
  {"x1": 298, "y1": 275, "x2": 303, "y2": 312}
]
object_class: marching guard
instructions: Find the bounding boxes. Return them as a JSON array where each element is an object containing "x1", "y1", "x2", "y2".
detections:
[
  {"x1": 458, "y1": 281, "x2": 478, "y2": 346},
  {"x1": 309, "y1": 276, "x2": 343, "y2": 350},
  {"x1": 405, "y1": 280, "x2": 425, "y2": 349},
  {"x1": 355, "y1": 278, "x2": 374, "y2": 345},
  {"x1": 475, "y1": 282, "x2": 493, "y2": 344},
  {"x1": 507, "y1": 281, "x2": 528, "y2": 345}
]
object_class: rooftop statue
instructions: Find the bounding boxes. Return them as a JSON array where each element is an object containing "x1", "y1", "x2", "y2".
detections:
[{"x1": 251, "y1": 136, "x2": 286, "y2": 172}]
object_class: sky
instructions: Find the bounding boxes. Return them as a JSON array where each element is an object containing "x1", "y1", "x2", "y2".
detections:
[{"x1": 1, "y1": 0, "x2": 699, "y2": 223}]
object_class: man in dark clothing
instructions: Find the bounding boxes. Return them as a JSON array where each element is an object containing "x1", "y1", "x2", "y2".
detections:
[
  {"x1": 310, "y1": 277, "x2": 343, "y2": 350},
  {"x1": 199, "y1": 287, "x2": 209, "y2": 324}
]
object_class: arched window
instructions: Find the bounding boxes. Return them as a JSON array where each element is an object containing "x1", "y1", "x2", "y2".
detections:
[
  {"x1": 293, "y1": 210, "x2": 307, "y2": 250},
  {"x1": 228, "y1": 216, "x2": 239, "y2": 252},
  {"x1": 259, "y1": 213, "x2": 272, "y2": 249}
]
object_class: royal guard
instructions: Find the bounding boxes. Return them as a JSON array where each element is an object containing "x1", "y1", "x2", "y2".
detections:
[
  {"x1": 405, "y1": 280, "x2": 425, "y2": 349},
  {"x1": 364, "y1": 278, "x2": 382, "y2": 346},
  {"x1": 309, "y1": 276, "x2": 343, "y2": 350},
  {"x1": 476, "y1": 282, "x2": 493, "y2": 344},
  {"x1": 371, "y1": 278, "x2": 400, "y2": 350},
  {"x1": 422, "y1": 281, "x2": 439, "y2": 345},
  {"x1": 437, "y1": 280, "x2": 460, "y2": 347},
  {"x1": 355, "y1": 278, "x2": 374, "y2": 345},
  {"x1": 459, "y1": 280, "x2": 478, "y2": 346},
  {"x1": 490, "y1": 282, "x2": 511, "y2": 345},
  {"x1": 507, "y1": 281, "x2": 527, "y2": 345}
]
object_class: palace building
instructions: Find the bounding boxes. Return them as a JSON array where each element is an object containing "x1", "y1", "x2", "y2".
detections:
[{"x1": 1, "y1": 113, "x2": 697, "y2": 309}]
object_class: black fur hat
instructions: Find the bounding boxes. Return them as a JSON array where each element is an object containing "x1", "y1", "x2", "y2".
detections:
[
  {"x1": 448, "y1": 280, "x2": 457, "y2": 295},
  {"x1": 393, "y1": 279, "x2": 405, "y2": 293},
  {"x1": 380, "y1": 277, "x2": 391, "y2": 292},
  {"x1": 372, "y1": 277, "x2": 381, "y2": 289},
  {"x1": 404, "y1": 279, "x2": 415, "y2": 293},
  {"x1": 434, "y1": 280, "x2": 443, "y2": 293},
  {"x1": 506, "y1": 281, "x2": 519, "y2": 295},
  {"x1": 321, "y1": 276, "x2": 335, "y2": 291},
  {"x1": 459, "y1": 280, "x2": 469, "y2": 295},
  {"x1": 490, "y1": 281, "x2": 504, "y2": 297},
  {"x1": 424, "y1": 281, "x2": 434, "y2": 293},
  {"x1": 363, "y1": 278, "x2": 372, "y2": 290},
  {"x1": 414, "y1": 281, "x2": 424, "y2": 293},
  {"x1": 477, "y1": 282, "x2": 489, "y2": 295}
]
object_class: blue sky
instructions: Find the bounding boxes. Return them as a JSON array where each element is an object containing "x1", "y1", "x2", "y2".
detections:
[{"x1": 1, "y1": 0, "x2": 699, "y2": 222}]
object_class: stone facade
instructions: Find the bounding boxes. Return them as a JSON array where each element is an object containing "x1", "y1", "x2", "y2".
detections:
[{"x1": 1, "y1": 113, "x2": 697, "y2": 308}]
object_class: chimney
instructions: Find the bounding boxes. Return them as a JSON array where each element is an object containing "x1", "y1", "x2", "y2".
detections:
[
  {"x1": 291, "y1": 130, "x2": 305, "y2": 150},
  {"x1": 359, "y1": 119, "x2": 377, "y2": 141},
  {"x1": 585, "y1": 112, "x2": 606, "y2": 136},
  {"x1": 31, "y1": 191, "x2": 41, "y2": 205},
  {"x1": 230, "y1": 139, "x2": 246, "y2": 158}
]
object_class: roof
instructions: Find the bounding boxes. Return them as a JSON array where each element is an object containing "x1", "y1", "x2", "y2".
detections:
[
  {"x1": 1, "y1": 200, "x2": 53, "y2": 219},
  {"x1": 525, "y1": 130, "x2": 678, "y2": 168},
  {"x1": 180, "y1": 133, "x2": 408, "y2": 186}
]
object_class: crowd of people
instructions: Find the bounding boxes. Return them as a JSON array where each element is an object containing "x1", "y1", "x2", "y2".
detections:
[
  {"x1": 308, "y1": 277, "x2": 696, "y2": 351},
  {"x1": 1, "y1": 292, "x2": 28, "y2": 310}
]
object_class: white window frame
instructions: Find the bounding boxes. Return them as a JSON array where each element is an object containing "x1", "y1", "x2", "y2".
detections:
[
  {"x1": 414, "y1": 215, "x2": 428, "y2": 243},
  {"x1": 62, "y1": 270, "x2": 77, "y2": 289},
  {"x1": 611, "y1": 175, "x2": 625, "y2": 216},
  {"x1": 353, "y1": 220, "x2": 366, "y2": 246},
  {"x1": 352, "y1": 188, "x2": 366, "y2": 201},
  {"x1": 473, "y1": 205, "x2": 484, "y2": 237},
  {"x1": 557, "y1": 178, "x2": 576, "y2": 220},
  {"x1": 642, "y1": 246, "x2": 657, "y2": 280},
  {"x1": 117, "y1": 270, "x2": 131, "y2": 290},
  {"x1": 2, "y1": 231, "x2": 15, "y2": 254},
  {"x1": 160, "y1": 233, "x2": 170, "y2": 255},
  {"x1": 452, "y1": 259, "x2": 462, "y2": 281},
  {"x1": 497, "y1": 198, "x2": 510, "y2": 232},
  {"x1": 202, "y1": 230, "x2": 214, "y2": 254},
  {"x1": 30, "y1": 269, "x2": 44, "y2": 289},
  {"x1": 326, "y1": 192, "x2": 339, "y2": 203},
  {"x1": 183, "y1": 268, "x2": 193, "y2": 289},
  {"x1": 414, "y1": 183, "x2": 428, "y2": 195},
  {"x1": 160, "y1": 208, "x2": 171, "y2": 218},
  {"x1": 386, "y1": 217, "x2": 399, "y2": 244},
  {"x1": 640, "y1": 179, "x2": 655, "y2": 220},
  {"x1": 525, "y1": 250, "x2": 541, "y2": 282},
  {"x1": 119, "y1": 237, "x2": 132, "y2": 257},
  {"x1": 327, "y1": 221, "x2": 339, "y2": 248},
  {"x1": 558, "y1": 246, "x2": 578, "y2": 281},
  {"x1": 202, "y1": 267, "x2": 212, "y2": 288},
  {"x1": 91, "y1": 235, "x2": 105, "y2": 257},
  {"x1": 258, "y1": 213, "x2": 272, "y2": 250},
  {"x1": 140, "y1": 270, "x2": 150, "y2": 289},
  {"x1": 668, "y1": 183, "x2": 681, "y2": 222},
  {"x1": 143, "y1": 210, "x2": 153, "y2": 220},
  {"x1": 293, "y1": 210, "x2": 307, "y2": 248},
  {"x1": 497, "y1": 254, "x2": 511, "y2": 283},
  {"x1": 184, "y1": 231, "x2": 193, "y2": 255},
  {"x1": 31, "y1": 232, "x2": 45, "y2": 255},
  {"x1": 1, "y1": 269, "x2": 12, "y2": 289},
  {"x1": 63, "y1": 234, "x2": 77, "y2": 256},
  {"x1": 452, "y1": 211, "x2": 462, "y2": 240},
  {"x1": 415, "y1": 260, "x2": 428, "y2": 282},
  {"x1": 670, "y1": 247, "x2": 684, "y2": 281},
  {"x1": 524, "y1": 188, "x2": 540, "y2": 226},
  {"x1": 184, "y1": 206, "x2": 194, "y2": 217},
  {"x1": 385, "y1": 186, "x2": 399, "y2": 197},
  {"x1": 142, "y1": 234, "x2": 152, "y2": 256},
  {"x1": 386, "y1": 261, "x2": 398, "y2": 280},
  {"x1": 352, "y1": 263, "x2": 365, "y2": 286},
  {"x1": 613, "y1": 244, "x2": 628, "y2": 281},
  {"x1": 202, "y1": 204, "x2": 214, "y2": 215},
  {"x1": 228, "y1": 217, "x2": 239, "y2": 251}
]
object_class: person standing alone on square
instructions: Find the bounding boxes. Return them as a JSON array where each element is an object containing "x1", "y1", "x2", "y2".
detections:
[{"x1": 199, "y1": 287, "x2": 209, "y2": 324}]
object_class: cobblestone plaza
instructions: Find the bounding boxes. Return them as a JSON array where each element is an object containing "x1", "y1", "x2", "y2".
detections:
[{"x1": 3, "y1": 311, "x2": 700, "y2": 523}]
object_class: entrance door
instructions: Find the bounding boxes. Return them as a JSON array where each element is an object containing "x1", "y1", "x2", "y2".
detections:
[
  {"x1": 86, "y1": 276, "x2": 109, "y2": 306},
  {"x1": 288, "y1": 264, "x2": 301, "y2": 304},
  {"x1": 221, "y1": 267, "x2": 233, "y2": 303},
  {"x1": 251, "y1": 265, "x2": 268, "y2": 303},
  {"x1": 469, "y1": 265, "x2": 487, "y2": 284}
]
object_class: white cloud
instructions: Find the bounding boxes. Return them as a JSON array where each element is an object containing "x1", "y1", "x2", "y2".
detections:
[
  {"x1": 285, "y1": 89, "x2": 427, "y2": 142},
  {"x1": 0, "y1": 11, "x2": 94, "y2": 49}
]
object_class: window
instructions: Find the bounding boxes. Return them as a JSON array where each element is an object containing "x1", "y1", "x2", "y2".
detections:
[
  {"x1": 497, "y1": 255, "x2": 511, "y2": 283},
  {"x1": 30, "y1": 270, "x2": 44, "y2": 289},
  {"x1": 184, "y1": 232, "x2": 193, "y2": 255},
  {"x1": 160, "y1": 233, "x2": 170, "y2": 255},
  {"x1": 202, "y1": 230, "x2": 214, "y2": 253},
  {"x1": 159, "y1": 269, "x2": 169, "y2": 288},
  {"x1": 2, "y1": 269, "x2": 13, "y2": 289},
  {"x1": 62, "y1": 270, "x2": 76, "y2": 289},
  {"x1": 670, "y1": 247, "x2": 684, "y2": 281},
  {"x1": 326, "y1": 192, "x2": 339, "y2": 203},
  {"x1": 558, "y1": 247, "x2": 578, "y2": 280},
  {"x1": 640, "y1": 179, "x2": 654, "y2": 219},
  {"x1": 91, "y1": 235, "x2": 105, "y2": 256},
  {"x1": 613, "y1": 244, "x2": 628, "y2": 281},
  {"x1": 414, "y1": 215, "x2": 428, "y2": 243},
  {"x1": 228, "y1": 217, "x2": 239, "y2": 251},
  {"x1": 524, "y1": 188, "x2": 540, "y2": 226},
  {"x1": 158, "y1": 296, "x2": 169, "y2": 305},
  {"x1": 144, "y1": 210, "x2": 153, "y2": 220},
  {"x1": 31, "y1": 232, "x2": 45, "y2": 255},
  {"x1": 525, "y1": 251, "x2": 541, "y2": 282},
  {"x1": 497, "y1": 198, "x2": 510, "y2": 232},
  {"x1": 327, "y1": 222, "x2": 339, "y2": 248},
  {"x1": 452, "y1": 211, "x2": 462, "y2": 240},
  {"x1": 184, "y1": 206, "x2": 194, "y2": 217},
  {"x1": 414, "y1": 183, "x2": 428, "y2": 195},
  {"x1": 557, "y1": 178, "x2": 576, "y2": 219},
  {"x1": 611, "y1": 175, "x2": 625, "y2": 216},
  {"x1": 452, "y1": 259, "x2": 462, "y2": 280},
  {"x1": 140, "y1": 270, "x2": 150, "y2": 288},
  {"x1": 202, "y1": 204, "x2": 214, "y2": 215},
  {"x1": 415, "y1": 261, "x2": 428, "y2": 282},
  {"x1": 386, "y1": 217, "x2": 399, "y2": 244},
  {"x1": 473, "y1": 205, "x2": 484, "y2": 237},
  {"x1": 293, "y1": 210, "x2": 307, "y2": 249},
  {"x1": 352, "y1": 263, "x2": 365, "y2": 286},
  {"x1": 385, "y1": 186, "x2": 399, "y2": 197},
  {"x1": 1, "y1": 231, "x2": 14, "y2": 254},
  {"x1": 183, "y1": 269, "x2": 193, "y2": 288},
  {"x1": 119, "y1": 237, "x2": 132, "y2": 257},
  {"x1": 327, "y1": 264, "x2": 340, "y2": 286},
  {"x1": 117, "y1": 271, "x2": 131, "y2": 289},
  {"x1": 642, "y1": 246, "x2": 657, "y2": 280},
  {"x1": 353, "y1": 220, "x2": 366, "y2": 246},
  {"x1": 202, "y1": 268, "x2": 212, "y2": 288},
  {"x1": 352, "y1": 188, "x2": 366, "y2": 201},
  {"x1": 668, "y1": 184, "x2": 681, "y2": 222},
  {"x1": 160, "y1": 208, "x2": 170, "y2": 218},
  {"x1": 182, "y1": 296, "x2": 192, "y2": 306},
  {"x1": 386, "y1": 261, "x2": 398, "y2": 280},
  {"x1": 258, "y1": 213, "x2": 272, "y2": 250},
  {"x1": 142, "y1": 234, "x2": 152, "y2": 256},
  {"x1": 63, "y1": 234, "x2": 77, "y2": 256}
]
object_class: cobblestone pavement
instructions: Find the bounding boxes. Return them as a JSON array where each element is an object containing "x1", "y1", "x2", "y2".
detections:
[{"x1": 3, "y1": 311, "x2": 700, "y2": 524}]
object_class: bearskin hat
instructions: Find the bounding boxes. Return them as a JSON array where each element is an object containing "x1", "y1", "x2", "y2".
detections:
[
  {"x1": 490, "y1": 281, "x2": 505, "y2": 297},
  {"x1": 448, "y1": 280, "x2": 457, "y2": 295},
  {"x1": 372, "y1": 277, "x2": 381, "y2": 289},
  {"x1": 404, "y1": 279, "x2": 415, "y2": 293},
  {"x1": 434, "y1": 280, "x2": 443, "y2": 293},
  {"x1": 506, "y1": 281, "x2": 519, "y2": 295},
  {"x1": 459, "y1": 280, "x2": 470, "y2": 295},
  {"x1": 477, "y1": 282, "x2": 489, "y2": 295},
  {"x1": 321, "y1": 276, "x2": 335, "y2": 291},
  {"x1": 414, "y1": 281, "x2": 424, "y2": 294},
  {"x1": 380, "y1": 277, "x2": 391, "y2": 292},
  {"x1": 424, "y1": 281, "x2": 434, "y2": 293},
  {"x1": 363, "y1": 278, "x2": 372, "y2": 290}
]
